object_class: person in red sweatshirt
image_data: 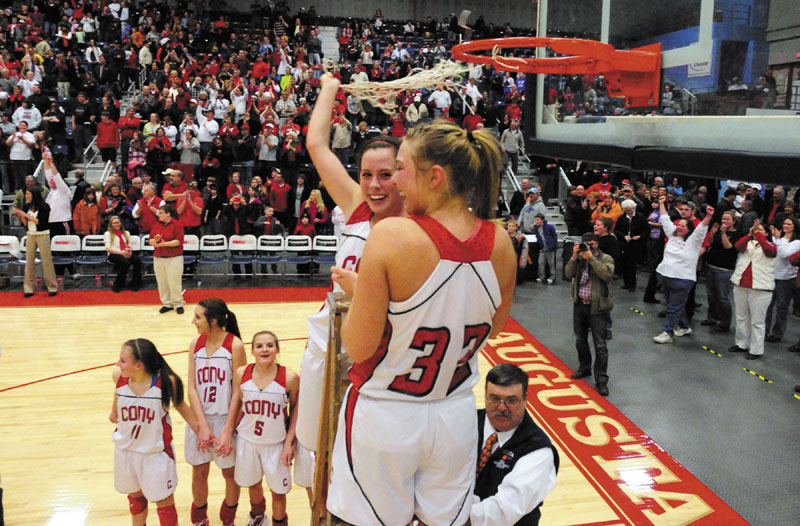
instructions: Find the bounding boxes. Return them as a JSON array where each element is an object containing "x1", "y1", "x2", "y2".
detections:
[
  {"x1": 118, "y1": 107, "x2": 141, "y2": 171},
  {"x1": 269, "y1": 168, "x2": 292, "y2": 227},
  {"x1": 96, "y1": 111, "x2": 120, "y2": 170}
]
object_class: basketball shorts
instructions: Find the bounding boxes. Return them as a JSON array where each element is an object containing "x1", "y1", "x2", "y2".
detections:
[
  {"x1": 234, "y1": 438, "x2": 291, "y2": 493},
  {"x1": 294, "y1": 442, "x2": 315, "y2": 488},
  {"x1": 296, "y1": 338, "x2": 324, "y2": 451},
  {"x1": 326, "y1": 388, "x2": 477, "y2": 526},
  {"x1": 185, "y1": 413, "x2": 235, "y2": 469},
  {"x1": 114, "y1": 447, "x2": 178, "y2": 502}
]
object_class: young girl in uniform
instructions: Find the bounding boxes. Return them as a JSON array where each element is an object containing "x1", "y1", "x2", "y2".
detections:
[
  {"x1": 217, "y1": 331, "x2": 300, "y2": 526},
  {"x1": 327, "y1": 122, "x2": 517, "y2": 526},
  {"x1": 295, "y1": 73, "x2": 405, "y2": 488},
  {"x1": 111, "y1": 338, "x2": 198, "y2": 526},
  {"x1": 186, "y1": 297, "x2": 247, "y2": 526}
]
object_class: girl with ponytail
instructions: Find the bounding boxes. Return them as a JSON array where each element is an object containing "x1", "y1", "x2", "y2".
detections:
[
  {"x1": 185, "y1": 297, "x2": 247, "y2": 526},
  {"x1": 110, "y1": 338, "x2": 197, "y2": 526},
  {"x1": 326, "y1": 121, "x2": 517, "y2": 525}
]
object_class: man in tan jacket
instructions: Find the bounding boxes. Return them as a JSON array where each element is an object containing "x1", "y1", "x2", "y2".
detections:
[{"x1": 565, "y1": 232, "x2": 614, "y2": 396}]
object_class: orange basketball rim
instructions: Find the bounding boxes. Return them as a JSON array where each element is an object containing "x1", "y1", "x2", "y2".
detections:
[{"x1": 452, "y1": 37, "x2": 662, "y2": 108}]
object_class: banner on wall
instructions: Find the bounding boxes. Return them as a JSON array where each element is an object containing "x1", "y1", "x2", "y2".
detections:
[{"x1": 688, "y1": 61, "x2": 712, "y2": 78}]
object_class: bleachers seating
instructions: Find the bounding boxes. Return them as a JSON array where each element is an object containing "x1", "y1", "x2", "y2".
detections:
[
  {"x1": 284, "y1": 235, "x2": 313, "y2": 276},
  {"x1": 77, "y1": 234, "x2": 109, "y2": 274},
  {"x1": 50, "y1": 235, "x2": 81, "y2": 266},
  {"x1": 196, "y1": 234, "x2": 227, "y2": 278},
  {"x1": 256, "y1": 235, "x2": 284, "y2": 277},
  {"x1": 228, "y1": 234, "x2": 257, "y2": 278}
]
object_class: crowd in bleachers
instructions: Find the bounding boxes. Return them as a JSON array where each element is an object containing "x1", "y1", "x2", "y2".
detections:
[{"x1": 0, "y1": 0, "x2": 542, "y2": 247}]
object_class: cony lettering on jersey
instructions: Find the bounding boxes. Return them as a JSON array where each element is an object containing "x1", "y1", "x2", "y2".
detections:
[
  {"x1": 350, "y1": 216, "x2": 500, "y2": 401},
  {"x1": 194, "y1": 332, "x2": 235, "y2": 415},
  {"x1": 307, "y1": 201, "x2": 373, "y2": 350},
  {"x1": 237, "y1": 364, "x2": 290, "y2": 445},
  {"x1": 112, "y1": 375, "x2": 174, "y2": 458}
]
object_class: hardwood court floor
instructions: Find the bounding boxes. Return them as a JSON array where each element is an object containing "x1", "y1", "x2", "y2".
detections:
[{"x1": 0, "y1": 288, "x2": 745, "y2": 525}]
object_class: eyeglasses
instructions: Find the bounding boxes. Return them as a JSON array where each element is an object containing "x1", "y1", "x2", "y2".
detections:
[{"x1": 487, "y1": 394, "x2": 523, "y2": 407}]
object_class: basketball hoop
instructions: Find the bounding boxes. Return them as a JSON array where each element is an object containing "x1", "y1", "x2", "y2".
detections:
[{"x1": 452, "y1": 37, "x2": 662, "y2": 107}]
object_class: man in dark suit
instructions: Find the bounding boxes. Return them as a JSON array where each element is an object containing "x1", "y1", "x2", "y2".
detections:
[
  {"x1": 614, "y1": 199, "x2": 648, "y2": 291},
  {"x1": 94, "y1": 56, "x2": 115, "y2": 94},
  {"x1": 472, "y1": 364, "x2": 559, "y2": 526}
]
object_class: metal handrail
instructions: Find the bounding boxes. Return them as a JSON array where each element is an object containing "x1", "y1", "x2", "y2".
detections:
[
  {"x1": 99, "y1": 160, "x2": 114, "y2": 186},
  {"x1": 32, "y1": 159, "x2": 45, "y2": 186},
  {"x1": 682, "y1": 88, "x2": 697, "y2": 115},
  {"x1": 83, "y1": 136, "x2": 99, "y2": 169},
  {"x1": 557, "y1": 166, "x2": 572, "y2": 206}
]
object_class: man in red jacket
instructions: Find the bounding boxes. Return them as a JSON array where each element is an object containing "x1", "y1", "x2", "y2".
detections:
[
  {"x1": 118, "y1": 107, "x2": 141, "y2": 171},
  {"x1": 269, "y1": 168, "x2": 292, "y2": 228},
  {"x1": 96, "y1": 111, "x2": 119, "y2": 170}
]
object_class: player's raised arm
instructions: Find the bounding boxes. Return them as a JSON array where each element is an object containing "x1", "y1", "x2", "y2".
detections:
[{"x1": 306, "y1": 73, "x2": 362, "y2": 216}]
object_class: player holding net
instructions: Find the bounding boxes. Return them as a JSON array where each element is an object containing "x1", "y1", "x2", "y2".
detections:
[{"x1": 326, "y1": 121, "x2": 517, "y2": 525}]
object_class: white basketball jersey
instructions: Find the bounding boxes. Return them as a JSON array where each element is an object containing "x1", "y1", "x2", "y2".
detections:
[
  {"x1": 112, "y1": 375, "x2": 174, "y2": 457},
  {"x1": 350, "y1": 216, "x2": 501, "y2": 401},
  {"x1": 307, "y1": 202, "x2": 373, "y2": 349},
  {"x1": 193, "y1": 332, "x2": 235, "y2": 415},
  {"x1": 237, "y1": 364, "x2": 290, "y2": 445}
]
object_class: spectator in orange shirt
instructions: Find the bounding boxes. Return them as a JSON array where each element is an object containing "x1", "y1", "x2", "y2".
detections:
[
  {"x1": 592, "y1": 192, "x2": 624, "y2": 229},
  {"x1": 73, "y1": 188, "x2": 102, "y2": 235}
]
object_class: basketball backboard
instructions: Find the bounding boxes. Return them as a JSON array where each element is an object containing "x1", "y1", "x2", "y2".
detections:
[{"x1": 528, "y1": 0, "x2": 799, "y2": 182}]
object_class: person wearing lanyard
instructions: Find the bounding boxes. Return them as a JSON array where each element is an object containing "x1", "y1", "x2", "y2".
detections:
[
  {"x1": 16, "y1": 185, "x2": 58, "y2": 297},
  {"x1": 149, "y1": 205, "x2": 184, "y2": 314}
]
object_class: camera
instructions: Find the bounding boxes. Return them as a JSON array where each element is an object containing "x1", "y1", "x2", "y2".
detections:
[{"x1": 579, "y1": 243, "x2": 588, "y2": 252}]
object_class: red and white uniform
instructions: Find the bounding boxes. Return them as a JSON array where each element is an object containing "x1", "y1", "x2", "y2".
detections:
[
  {"x1": 234, "y1": 364, "x2": 292, "y2": 492},
  {"x1": 185, "y1": 332, "x2": 237, "y2": 468},
  {"x1": 327, "y1": 216, "x2": 501, "y2": 526},
  {"x1": 113, "y1": 376, "x2": 178, "y2": 502},
  {"x1": 296, "y1": 202, "x2": 373, "y2": 450},
  {"x1": 237, "y1": 364, "x2": 290, "y2": 444}
]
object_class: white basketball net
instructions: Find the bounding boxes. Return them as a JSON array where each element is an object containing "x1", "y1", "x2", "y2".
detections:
[{"x1": 336, "y1": 60, "x2": 472, "y2": 114}]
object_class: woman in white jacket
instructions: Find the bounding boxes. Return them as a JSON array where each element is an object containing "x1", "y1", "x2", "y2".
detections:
[
  {"x1": 653, "y1": 196, "x2": 713, "y2": 344},
  {"x1": 729, "y1": 219, "x2": 777, "y2": 359},
  {"x1": 764, "y1": 217, "x2": 800, "y2": 342}
]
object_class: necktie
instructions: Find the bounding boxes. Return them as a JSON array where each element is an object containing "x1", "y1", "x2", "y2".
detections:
[{"x1": 476, "y1": 433, "x2": 498, "y2": 477}]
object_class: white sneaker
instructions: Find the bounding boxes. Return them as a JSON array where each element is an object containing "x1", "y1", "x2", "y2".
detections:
[
  {"x1": 653, "y1": 331, "x2": 673, "y2": 344},
  {"x1": 546, "y1": 279, "x2": 554, "y2": 285},
  {"x1": 247, "y1": 516, "x2": 266, "y2": 526},
  {"x1": 674, "y1": 327, "x2": 693, "y2": 337},
  {"x1": 193, "y1": 520, "x2": 210, "y2": 526},
  {"x1": 535, "y1": 278, "x2": 543, "y2": 283}
]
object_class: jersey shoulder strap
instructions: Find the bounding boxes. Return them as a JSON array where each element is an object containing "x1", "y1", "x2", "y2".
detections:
[{"x1": 409, "y1": 215, "x2": 495, "y2": 262}]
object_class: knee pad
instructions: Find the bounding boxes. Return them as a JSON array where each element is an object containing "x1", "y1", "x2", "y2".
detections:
[{"x1": 127, "y1": 495, "x2": 147, "y2": 515}]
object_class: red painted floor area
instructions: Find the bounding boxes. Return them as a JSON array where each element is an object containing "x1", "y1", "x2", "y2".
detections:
[
  {"x1": 483, "y1": 318, "x2": 748, "y2": 525},
  {"x1": 0, "y1": 286, "x2": 329, "y2": 307}
]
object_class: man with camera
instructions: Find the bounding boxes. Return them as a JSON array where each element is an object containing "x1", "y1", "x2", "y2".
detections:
[{"x1": 565, "y1": 232, "x2": 615, "y2": 396}]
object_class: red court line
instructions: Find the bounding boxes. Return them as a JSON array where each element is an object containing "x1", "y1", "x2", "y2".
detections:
[
  {"x1": 0, "y1": 286, "x2": 328, "y2": 307},
  {"x1": 0, "y1": 337, "x2": 309, "y2": 393},
  {"x1": 481, "y1": 318, "x2": 748, "y2": 526},
  {"x1": 569, "y1": 521, "x2": 626, "y2": 526}
]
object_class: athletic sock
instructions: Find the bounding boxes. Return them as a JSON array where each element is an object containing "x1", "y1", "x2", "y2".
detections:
[
  {"x1": 190, "y1": 503, "x2": 208, "y2": 524},
  {"x1": 272, "y1": 514, "x2": 288, "y2": 526},
  {"x1": 250, "y1": 497, "x2": 266, "y2": 518},
  {"x1": 156, "y1": 504, "x2": 178, "y2": 526},
  {"x1": 220, "y1": 501, "x2": 238, "y2": 525}
]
